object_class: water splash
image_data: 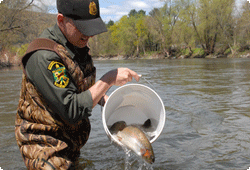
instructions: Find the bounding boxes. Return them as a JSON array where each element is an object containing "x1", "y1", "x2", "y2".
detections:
[
  {"x1": 109, "y1": 135, "x2": 153, "y2": 170},
  {"x1": 122, "y1": 147, "x2": 153, "y2": 170}
]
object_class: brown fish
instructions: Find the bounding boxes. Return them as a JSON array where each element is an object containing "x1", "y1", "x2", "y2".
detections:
[
  {"x1": 109, "y1": 120, "x2": 155, "y2": 164},
  {"x1": 109, "y1": 121, "x2": 127, "y2": 134}
]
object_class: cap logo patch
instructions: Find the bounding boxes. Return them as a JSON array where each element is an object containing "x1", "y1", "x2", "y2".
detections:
[
  {"x1": 48, "y1": 61, "x2": 69, "y2": 88},
  {"x1": 89, "y1": 1, "x2": 97, "y2": 15}
]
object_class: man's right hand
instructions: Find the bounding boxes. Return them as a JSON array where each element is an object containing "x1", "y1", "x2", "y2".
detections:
[
  {"x1": 103, "y1": 68, "x2": 140, "y2": 86},
  {"x1": 88, "y1": 68, "x2": 140, "y2": 108}
]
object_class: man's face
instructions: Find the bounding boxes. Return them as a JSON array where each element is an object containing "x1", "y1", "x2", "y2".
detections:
[{"x1": 63, "y1": 17, "x2": 92, "y2": 48}]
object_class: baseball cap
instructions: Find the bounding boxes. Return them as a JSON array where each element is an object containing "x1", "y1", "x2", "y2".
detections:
[{"x1": 57, "y1": 0, "x2": 107, "y2": 36}]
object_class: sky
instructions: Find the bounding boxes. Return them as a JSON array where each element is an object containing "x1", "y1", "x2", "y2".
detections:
[
  {"x1": 35, "y1": 0, "x2": 165, "y2": 22},
  {"x1": 34, "y1": 0, "x2": 248, "y2": 23},
  {"x1": 99, "y1": 0, "x2": 165, "y2": 22}
]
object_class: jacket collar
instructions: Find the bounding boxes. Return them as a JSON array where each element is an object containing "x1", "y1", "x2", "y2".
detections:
[{"x1": 40, "y1": 24, "x2": 89, "y2": 59}]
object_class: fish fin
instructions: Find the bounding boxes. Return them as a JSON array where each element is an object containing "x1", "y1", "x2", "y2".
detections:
[
  {"x1": 141, "y1": 148, "x2": 155, "y2": 164},
  {"x1": 109, "y1": 121, "x2": 126, "y2": 134},
  {"x1": 143, "y1": 150, "x2": 151, "y2": 157},
  {"x1": 142, "y1": 119, "x2": 151, "y2": 128}
]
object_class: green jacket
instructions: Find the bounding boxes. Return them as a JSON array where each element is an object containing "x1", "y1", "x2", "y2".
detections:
[{"x1": 25, "y1": 24, "x2": 93, "y2": 124}]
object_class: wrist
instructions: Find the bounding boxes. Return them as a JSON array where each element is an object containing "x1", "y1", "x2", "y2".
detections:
[{"x1": 100, "y1": 71, "x2": 115, "y2": 86}]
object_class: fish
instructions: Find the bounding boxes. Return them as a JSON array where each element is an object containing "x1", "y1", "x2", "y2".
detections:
[
  {"x1": 109, "y1": 121, "x2": 127, "y2": 134},
  {"x1": 109, "y1": 119, "x2": 152, "y2": 134},
  {"x1": 142, "y1": 119, "x2": 151, "y2": 128},
  {"x1": 109, "y1": 120, "x2": 155, "y2": 164}
]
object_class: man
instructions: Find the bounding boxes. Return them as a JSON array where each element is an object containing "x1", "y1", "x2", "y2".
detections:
[{"x1": 15, "y1": 0, "x2": 140, "y2": 169}]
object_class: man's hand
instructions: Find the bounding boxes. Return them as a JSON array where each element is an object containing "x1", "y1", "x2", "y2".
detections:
[
  {"x1": 89, "y1": 68, "x2": 140, "y2": 108},
  {"x1": 104, "y1": 68, "x2": 140, "y2": 86}
]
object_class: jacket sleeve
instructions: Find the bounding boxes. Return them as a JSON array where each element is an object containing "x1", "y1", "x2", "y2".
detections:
[{"x1": 25, "y1": 50, "x2": 93, "y2": 125}]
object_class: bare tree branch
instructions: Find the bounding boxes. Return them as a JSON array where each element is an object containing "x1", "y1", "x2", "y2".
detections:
[
  {"x1": 19, "y1": 0, "x2": 34, "y2": 11},
  {"x1": 0, "y1": 26, "x2": 21, "y2": 32}
]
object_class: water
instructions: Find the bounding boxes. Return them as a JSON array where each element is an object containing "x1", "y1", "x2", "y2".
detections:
[
  {"x1": 123, "y1": 148, "x2": 153, "y2": 170},
  {"x1": 1, "y1": 58, "x2": 250, "y2": 169}
]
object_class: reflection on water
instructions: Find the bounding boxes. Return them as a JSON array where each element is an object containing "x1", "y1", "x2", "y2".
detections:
[{"x1": 1, "y1": 59, "x2": 250, "y2": 169}]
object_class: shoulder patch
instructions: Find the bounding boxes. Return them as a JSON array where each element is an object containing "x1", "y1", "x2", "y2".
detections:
[{"x1": 48, "y1": 61, "x2": 69, "y2": 88}]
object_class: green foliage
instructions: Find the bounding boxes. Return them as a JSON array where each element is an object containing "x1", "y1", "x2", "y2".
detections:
[
  {"x1": 2, "y1": 0, "x2": 250, "y2": 60},
  {"x1": 129, "y1": 9, "x2": 146, "y2": 18},
  {"x1": 193, "y1": 48, "x2": 205, "y2": 56},
  {"x1": 89, "y1": 0, "x2": 248, "y2": 58},
  {"x1": 224, "y1": 48, "x2": 231, "y2": 55},
  {"x1": 237, "y1": 1, "x2": 250, "y2": 46},
  {"x1": 181, "y1": 48, "x2": 190, "y2": 55},
  {"x1": 17, "y1": 44, "x2": 29, "y2": 57},
  {"x1": 7, "y1": 43, "x2": 29, "y2": 57},
  {"x1": 108, "y1": 16, "x2": 137, "y2": 55},
  {"x1": 106, "y1": 20, "x2": 114, "y2": 28}
]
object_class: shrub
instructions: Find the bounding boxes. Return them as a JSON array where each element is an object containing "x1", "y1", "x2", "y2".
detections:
[
  {"x1": 193, "y1": 48, "x2": 205, "y2": 56},
  {"x1": 181, "y1": 48, "x2": 190, "y2": 55},
  {"x1": 17, "y1": 44, "x2": 29, "y2": 57}
]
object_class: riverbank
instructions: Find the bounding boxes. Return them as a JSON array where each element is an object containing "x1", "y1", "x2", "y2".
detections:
[
  {"x1": 1, "y1": 50, "x2": 250, "y2": 68},
  {"x1": 93, "y1": 51, "x2": 250, "y2": 60},
  {"x1": 0, "y1": 55, "x2": 18, "y2": 68},
  {"x1": 0, "y1": 53, "x2": 20, "y2": 69},
  {"x1": 0, "y1": 61, "x2": 13, "y2": 68}
]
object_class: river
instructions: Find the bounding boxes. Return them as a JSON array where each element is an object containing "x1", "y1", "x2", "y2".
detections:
[{"x1": 0, "y1": 58, "x2": 250, "y2": 170}]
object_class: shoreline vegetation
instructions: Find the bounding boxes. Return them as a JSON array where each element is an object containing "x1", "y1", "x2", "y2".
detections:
[
  {"x1": 1, "y1": 49, "x2": 250, "y2": 69},
  {"x1": 92, "y1": 48, "x2": 250, "y2": 60},
  {"x1": 1, "y1": 0, "x2": 250, "y2": 68}
]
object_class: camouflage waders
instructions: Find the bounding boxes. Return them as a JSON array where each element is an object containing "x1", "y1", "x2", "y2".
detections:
[{"x1": 15, "y1": 38, "x2": 96, "y2": 169}]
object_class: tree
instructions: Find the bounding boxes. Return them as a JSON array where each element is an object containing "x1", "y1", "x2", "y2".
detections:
[
  {"x1": 128, "y1": 9, "x2": 146, "y2": 18},
  {"x1": 135, "y1": 14, "x2": 148, "y2": 55},
  {"x1": 237, "y1": 1, "x2": 250, "y2": 50},
  {"x1": 0, "y1": 0, "x2": 56, "y2": 65},
  {"x1": 215, "y1": 0, "x2": 236, "y2": 54},
  {"x1": 109, "y1": 16, "x2": 137, "y2": 56},
  {"x1": 147, "y1": 1, "x2": 181, "y2": 57},
  {"x1": 0, "y1": 0, "x2": 34, "y2": 57},
  {"x1": 0, "y1": 0, "x2": 34, "y2": 32},
  {"x1": 138, "y1": 10, "x2": 146, "y2": 16},
  {"x1": 128, "y1": 9, "x2": 137, "y2": 18},
  {"x1": 107, "y1": 20, "x2": 114, "y2": 28},
  {"x1": 193, "y1": 0, "x2": 235, "y2": 55},
  {"x1": 173, "y1": 0, "x2": 196, "y2": 56}
]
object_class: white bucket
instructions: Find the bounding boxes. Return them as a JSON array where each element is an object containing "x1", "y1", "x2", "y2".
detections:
[{"x1": 102, "y1": 84, "x2": 165, "y2": 145}]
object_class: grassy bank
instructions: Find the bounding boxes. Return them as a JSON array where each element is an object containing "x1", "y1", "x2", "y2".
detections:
[
  {"x1": 1, "y1": 47, "x2": 250, "y2": 68},
  {"x1": 93, "y1": 47, "x2": 250, "y2": 60}
]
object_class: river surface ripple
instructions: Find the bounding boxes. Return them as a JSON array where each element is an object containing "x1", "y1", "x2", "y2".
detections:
[{"x1": 0, "y1": 58, "x2": 250, "y2": 170}]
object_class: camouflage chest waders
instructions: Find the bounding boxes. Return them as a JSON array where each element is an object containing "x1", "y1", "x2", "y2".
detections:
[{"x1": 15, "y1": 38, "x2": 96, "y2": 169}]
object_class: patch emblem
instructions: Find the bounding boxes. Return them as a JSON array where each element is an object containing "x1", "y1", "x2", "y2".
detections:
[
  {"x1": 48, "y1": 61, "x2": 69, "y2": 88},
  {"x1": 89, "y1": 1, "x2": 97, "y2": 15}
]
